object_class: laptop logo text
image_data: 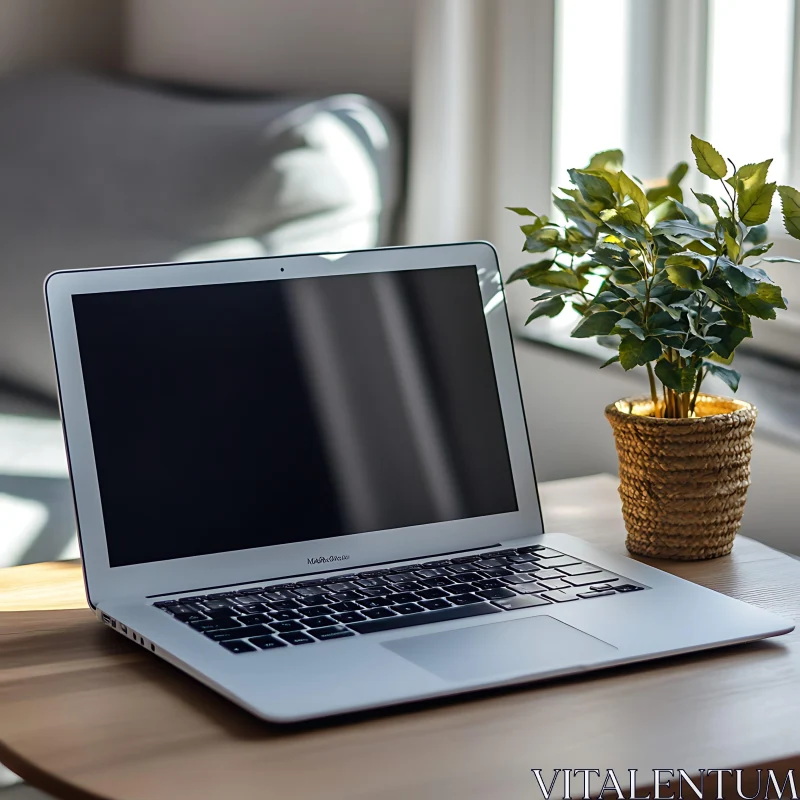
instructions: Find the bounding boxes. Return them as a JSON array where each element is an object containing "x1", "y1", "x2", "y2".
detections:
[{"x1": 307, "y1": 554, "x2": 350, "y2": 565}]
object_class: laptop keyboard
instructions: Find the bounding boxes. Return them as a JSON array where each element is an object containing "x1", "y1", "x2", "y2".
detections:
[{"x1": 152, "y1": 545, "x2": 648, "y2": 654}]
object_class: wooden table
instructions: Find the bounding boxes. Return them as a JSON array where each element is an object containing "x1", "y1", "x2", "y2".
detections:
[{"x1": 2, "y1": 474, "x2": 800, "y2": 800}]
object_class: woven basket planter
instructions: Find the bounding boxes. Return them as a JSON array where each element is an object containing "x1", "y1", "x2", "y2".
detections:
[{"x1": 605, "y1": 394, "x2": 757, "y2": 561}]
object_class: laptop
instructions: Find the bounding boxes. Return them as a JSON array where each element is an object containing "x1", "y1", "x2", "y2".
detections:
[{"x1": 46, "y1": 241, "x2": 793, "y2": 723}]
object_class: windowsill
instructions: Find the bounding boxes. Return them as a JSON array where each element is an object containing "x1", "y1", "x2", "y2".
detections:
[{"x1": 515, "y1": 322, "x2": 800, "y2": 450}]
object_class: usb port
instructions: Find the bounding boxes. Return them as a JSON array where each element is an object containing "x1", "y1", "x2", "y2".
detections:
[
  {"x1": 120, "y1": 623, "x2": 128, "y2": 634},
  {"x1": 101, "y1": 613, "x2": 116, "y2": 628}
]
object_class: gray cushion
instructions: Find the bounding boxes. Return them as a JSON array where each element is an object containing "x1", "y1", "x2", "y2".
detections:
[{"x1": 0, "y1": 69, "x2": 401, "y2": 393}]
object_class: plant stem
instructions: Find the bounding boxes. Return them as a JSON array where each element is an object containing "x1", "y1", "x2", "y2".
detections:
[
  {"x1": 689, "y1": 367, "x2": 705, "y2": 416},
  {"x1": 645, "y1": 361, "x2": 660, "y2": 417}
]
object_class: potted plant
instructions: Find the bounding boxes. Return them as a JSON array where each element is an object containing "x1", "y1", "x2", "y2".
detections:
[{"x1": 507, "y1": 136, "x2": 800, "y2": 560}]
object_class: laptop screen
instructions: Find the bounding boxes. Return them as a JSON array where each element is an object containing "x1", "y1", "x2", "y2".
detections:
[{"x1": 72, "y1": 265, "x2": 518, "y2": 567}]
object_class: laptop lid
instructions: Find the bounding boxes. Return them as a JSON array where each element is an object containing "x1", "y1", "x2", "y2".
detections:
[{"x1": 46, "y1": 243, "x2": 543, "y2": 606}]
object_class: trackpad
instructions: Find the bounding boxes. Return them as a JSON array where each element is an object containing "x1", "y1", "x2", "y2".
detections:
[{"x1": 382, "y1": 615, "x2": 617, "y2": 682}]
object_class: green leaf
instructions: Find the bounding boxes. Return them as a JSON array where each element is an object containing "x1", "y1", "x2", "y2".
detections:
[
  {"x1": 719, "y1": 263, "x2": 757, "y2": 296},
  {"x1": 525, "y1": 296, "x2": 565, "y2": 323},
  {"x1": 587, "y1": 149, "x2": 623, "y2": 171},
  {"x1": 756, "y1": 282, "x2": 787, "y2": 310},
  {"x1": 655, "y1": 359, "x2": 697, "y2": 393},
  {"x1": 723, "y1": 229, "x2": 740, "y2": 261},
  {"x1": 733, "y1": 160, "x2": 772, "y2": 193},
  {"x1": 737, "y1": 294, "x2": 777, "y2": 320},
  {"x1": 523, "y1": 227, "x2": 560, "y2": 253},
  {"x1": 619, "y1": 335, "x2": 661, "y2": 370},
  {"x1": 507, "y1": 207, "x2": 536, "y2": 216},
  {"x1": 742, "y1": 242, "x2": 773, "y2": 259},
  {"x1": 530, "y1": 288, "x2": 575, "y2": 301},
  {"x1": 744, "y1": 224, "x2": 768, "y2": 244},
  {"x1": 668, "y1": 162, "x2": 689, "y2": 186},
  {"x1": 613, "y1": 317, "x2": 645, "y2": 340},
  {"x1": 691, "y1": 190, "x2": 721, "y2": 219},
  {"x1": 738, "y1": 181, "x2": 776, "y2": 226},
  {"x1": 705, "y1": 362, "x2": 741, "y2": 392},
  {"x1": 619, "y1": 171, "x2": 649, "y2": 219},
  {"x1": 778, "y1": 185, "x2": 800, "y2": 239},
  {"x1": 600, "y1": 354, "x2": 621, "y2": 369},
  {"x1": 666, "y1": 264, "x2": 702, "y2": 290},
  {"x1": 507, "y1": 260, "x2": 553, "y2": 283},
  {"x1": 611, "y1": 267, "x2": 644, "y2": 284},
  {"x1": 530, "y1": 270, "x2": 586, "y2": 291},
  {"x1": 650, "y1": 297, "x2": 682, "y2": 319},
  {"x1": 690, "y1": 134, "x2": 727, "y2": 179},
  {"x1": 568, "y1": 169, "x2": 615, "y2": 203},
  {"x1": 571, "y1": 310, "x2": 621, "y2": 338},
  {"x1": 652, "y1": 219, "x2": 714, "y2": 240}
]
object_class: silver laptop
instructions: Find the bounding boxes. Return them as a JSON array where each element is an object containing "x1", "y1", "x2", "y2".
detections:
[{"x1": 46, "y1": 242, "x2": 793, "y2": 722}]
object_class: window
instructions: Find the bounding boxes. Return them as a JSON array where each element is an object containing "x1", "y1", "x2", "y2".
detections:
[{"x1": 537, "y1": 0, "x2": 800, "y2": 360}]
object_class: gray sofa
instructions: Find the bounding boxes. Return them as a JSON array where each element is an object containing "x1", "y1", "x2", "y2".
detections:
[{"x1": 0, "y1": 69, "x2": 402, "y2": 394}]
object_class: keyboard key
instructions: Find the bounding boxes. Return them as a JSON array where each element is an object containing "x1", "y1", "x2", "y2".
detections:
[
  {"x1": 515, "y1": 582, "x2": 547, "y2": 594},
  {"x1": 178, "y1": 596, "x2": 208, "y2": 603},
  {"x1": 391, "y1": 581, "x2": 425, "y2": 593},
  {"x1": 250, "y1": 635, "x2": 287, "y2": 650},
  {"x1": 190, "y1": 619, "x2": 232, "y2": 632},
  {"x1": 360, "y1": 597, "x2": 391, "y2": 610},
  {"x1": 474, "y1": 558, "x2": 505, "y2": 568},
  {"x1": 329, "y1": 601, "x2": 363, "y2": 613},
  {"x1": 557, "y1": 563, "x2": 602, "y2": 577},
  {"x1": 360, "y1": 569, "x2": 389, "y2": 577},
  {"x1": 615, "y1": 584, "x2": 645, "y2": 593},
  {"x1": 531, "y1": 548, "x2": 562, "y2": 559},
  {"x1": 541, "y1": 556, "x2": 581, "y2": 568},
  {"x1": 310, "y1": 625, "x2": 356, "y2": 641},
  {"x1": 502, "y1": 574, "x2": 537, "y2": 585},
  {"x1": 238, "y1": 613, "x2": 272, "y2": 625},
  {"x1": 480, "y1": 567, "x2": 514, "y2": 578},
  {"x1": 238, "y1": 603, "x2": 270, "y2": 614},
  {"x1": 270, "y1": 620, "x2": 306, "y2": 633},
  {"x1": 446, "y1": 563, "x2": 480, "y2": 574},
  {"x1": 202, "y1": 599, "x2": 237, "y2": 611},
  {"x1": 349, "y1": 602, "x2": 500, "y2": 634},
  {"x1": 414, "y1": 568, "x2": 449, "y2": 578},
  {"x1": 394, "y1": 603, "x2": 425, "y2": 615},
  {"x1": 507, "y1": 553, "x2": 539, "y2": 563},
  {"x1": 304, "y1": 615, "x2": 337, "y2": 628},
  {"x1": 578, "y1": 590, "x2": 616, "y2": 598},
  {"x1": 355, "y1": 578, "x2": 388, "y2": 589},
  {"x1": 517, "y1": 545, "x2": 545, "y2": 553},
  {"x1": 541, "y1": 590, "x2": 580, "y2": 603},
  {"x1": 533, "y1": 568, "x2": 566, "y2": 581},
  {"x1": 490, "y1": 549, "x2": 517, "y2": 556},
  {"x1": 237, "y1": 587, "x2": 266, "y2": 595},
  {"x1": 294, "y1": 586, "x2": 329, "y2": 597},
  {"x1": 170, "y1": 610, "x2": 207, "y2": 623},
  {"x1": 562, "y1": 572, "x2": 620, "y2": 587},
  {"x1": 588, "y1": 583, "x2": 614, "y2": 592},
  {"x1": 477, "y1": 588, "x2": 517, "y2": 601},
  {"x1": 302, "y1": 605, "x2": 332, "y2": 617},
  {"x1": 323, "y1": 582, "x2": 360, "y2": 593},
  {"x1": 328, "y1": 591, "x2": 364, "y2": 602},
  {"x1": 447, "y1": 582, "x2": 476, "y2": 595},
  {"x1": 219, "y1": 640, "x2": 257, "y2": 654},
  {"x1": 168, "y1": 603, "x2": 203, "y2": 617},
  {"x1": 450, "y1": 554, "x2": 481, "y2": 563},
  {"x1": 474, "y1": 579, "x2": 505, "y2": 590},
  {"x1": 421, "y1": 559, "x2": 452, "y2": 567},
  {"x1": 279, "y1": 631, "x2": 315, "y2": 645},
  {"x1": 205, "y1": 624, "x2": 271, "y2": 641},
  {"x1": 493, "y1": 594, "x2": 551, "y2": 610},
  {"x1": 417, "y1": 588, "x2": 449, "y2": 600},
  {"x1": 363, "y1": 607, "x2": 397, "y2": 619},
  {"x1": 230, "y1": 594, "x2": 264, "y2": 605},
  {"x1": 506, "y1": 563, "x2": 540, "y2": 573},
  {"x1": 420, "y1": 598, "x2": 452, "y2": 610},
  {"x1": 269, "y1": 599, "x2": 302, "y2": 611},
  {"x1": 297, "y1": 595, "x2": 331, "y2": 607},
  {"x1": 332, "y1": 611, "x2": 368, "y2": 624},
  {"x1": 154, "y1": 600, "x2": 180, "y2": 608},
  {"x1": 270, "y1": 610, "x2": 303, "y2": 621},
  {"x1": 389, "y1": 592, "x2": 420, "y2": 605},
  {"x1": 385, "y1": 574, "x2": 413, "y2": 584},
  {"x1": 261, "y1": 591, "x2": 296, "y2": 602},
  {"x1": 204, "y1": 608, "x2": 242, "y2": 620},
  {"x1": 451, "y1": 572, "x2": 484, "y2": 583},
  {"x1": 449, "y1": 593, "x2": 484, "y2": 605},
  {"x1": 537, "y1": 578, "x2": 572, "y2": 591}
]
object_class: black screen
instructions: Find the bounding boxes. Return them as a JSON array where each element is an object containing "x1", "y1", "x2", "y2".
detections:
[{"x1": 72, "y1": 265, "x2": 518, "y2": 567}]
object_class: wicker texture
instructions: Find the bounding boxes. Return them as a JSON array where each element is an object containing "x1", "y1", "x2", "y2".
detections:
[{"x1": 605, "y1": 394, "x2": 757, "y2": 561}]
